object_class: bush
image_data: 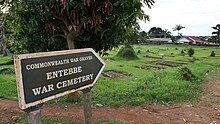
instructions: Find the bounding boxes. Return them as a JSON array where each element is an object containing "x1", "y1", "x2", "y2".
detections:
[
  {"x1": 187, "y1": 47, "x2": 195, "y2": 57},
  {"x1": 178, "y1": 67, "x2": 196, "y2": 81},
  {"x1": 210, "y1": 51, "x2": 215, "y2": 57},
  {"x1": 115, "y1": 45, "x2": 138, "y2": 60},
  {"x1": 181, "y1": 49, "x2": 185, "y2": 54}
]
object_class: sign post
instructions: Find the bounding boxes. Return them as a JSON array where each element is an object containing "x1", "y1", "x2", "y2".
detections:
[
  {"x1": 14, "y1": 48, "x2": 105, "y2": 124},
  {"x1": 82, "y1": 88, "x2": 92, "y2": 124},
  {"x1": 25, "y1": 104, "x2": 43, "y2": 124}
]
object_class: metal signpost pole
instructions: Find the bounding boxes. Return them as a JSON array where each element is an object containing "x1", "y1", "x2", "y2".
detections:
[
  {"x1": 82, "y1": 87, "x2": 92, "y2": 124},
  {"x1": 24, "y1": 104, "x2": 43, "y2": 124}
]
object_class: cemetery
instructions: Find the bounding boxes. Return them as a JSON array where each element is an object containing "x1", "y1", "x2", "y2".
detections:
[
  {"x1": 0, "y1": 44, "x2": 220, "y2": 123},
  {"x1": 1, "y1": 0, "x2": 220, "y2": 123}
]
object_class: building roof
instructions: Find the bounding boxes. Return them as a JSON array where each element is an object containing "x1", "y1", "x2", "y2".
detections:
[
  {"x1": 176, "y1": 36, "x2": 208, "y2": 44},
  {"x1": 146, "y1": 38, "x2": 172, "y2": 42}
]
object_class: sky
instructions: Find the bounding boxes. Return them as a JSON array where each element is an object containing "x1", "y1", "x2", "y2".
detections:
[{"x1": 139, "y1": 0, "x2": 220, "y2": 36}]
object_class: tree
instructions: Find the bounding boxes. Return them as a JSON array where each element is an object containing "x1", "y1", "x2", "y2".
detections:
[
  {"x1": 139, "y1": 31, "x2": 148, "y2": 38},
  {"x1": 173, "y1": 24, "x2": 185, "y2": 36},
  {"x1": 148, "y1": 27, "x2": 171, "y2": 38},
  {"x1": 212, "y1": 24, "x2": 220, "y2": 43},
  {"x1": 187, "y1": 47, "x2": 194, "y2": 57},
  {"x1": 161, "y1": 29, "x2": 171, "y2": 38},
  {"x1": 148, "y1": 27, "x2": 163, "y2": 38},
  {"x1": 0, "y1": 19, "x2": 9, "y2": 56},
  {"x1": 2, "y1": 0, "x2": 154, "y2": 99},
  {"x1": 2, "y1": 0, "x2": 155, "y2": 54}
]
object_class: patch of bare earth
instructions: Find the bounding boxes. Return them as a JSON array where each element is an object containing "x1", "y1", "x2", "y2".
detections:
[
  {"x1": 102, "y1": 71, "x2": 132, "y2": 78},
  {"x1": 200, "y1": 78, "x2": 220, "y2": 106},
  {"x1": 1, "y1": 79, "x2": 220, "y2": 124}
]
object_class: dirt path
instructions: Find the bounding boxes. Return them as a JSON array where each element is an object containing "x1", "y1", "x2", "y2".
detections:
[
  {"x1": 200, "y1": 78, "x2": 220, "y2": 107},
  {"x1": 1, "y1": 79, "x2": 220, "y2": 124}
]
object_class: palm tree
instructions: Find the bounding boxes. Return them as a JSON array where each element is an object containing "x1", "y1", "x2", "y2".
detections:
[
  {"x1": 212, "y1": 24, "x2": 220, "y2": 43},
  {"x1": 173, "y1": 24, "x2": 185, "y2": 36},
  {"x1": 162, "y1": 29, "x2": 171, "y2": 38}
]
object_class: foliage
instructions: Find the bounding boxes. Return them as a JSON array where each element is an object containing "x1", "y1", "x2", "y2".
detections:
[
  {"x1": 138, "y1": 31, "x2": 149, "y2": 43},
  {"x1": 148, "y1": 27, "x2": 171, "y2": 38},
  {"x1": 148, "y1": 27, "x2": 163, "y2": 38},
  {"x1": 212, "y1": 24, "x2": 220, "y2": 43},
  {"x1": 115, "y1": 45, "x2": 138, "y2": 60},
  {"x1": 123, "y1": 26, "x2": 140, "y2": 45},
  {"x1": 187, "y1": 47, "x2": 195, "y2": 57},
  {"x1": 208, "y1": 35, "x2": 217, "y2": 43},
  {"x1": 162, "y1": 29, "x2": 172, "y2": 38},
  {"x1": 180, "y1": 49, "x2": 185, "y2": 54},
  {"x1": 178, "y1": 67, "x2": 196, "y2": 81},
  {"x1": 0, "y1": 20, "x2": 4, "y2": 41},
  {"x1": 2, "y1": 0, "x2": 154, "y2": 54},
  {"x1": 139, "y1": 31, "x2": 148, "y2": 38},
  {"x1": 8, "y1": 41, "x2": 28, "y2": 53},
  {"x1": 210, "y1": 51, "x2": 215, "y2": 57},
  {"x1": 0, "y1": 19, "x2": 10, "y2": 56},
  {"x1": 173, "y1": 24, "x2": 185, "y2": 36}
]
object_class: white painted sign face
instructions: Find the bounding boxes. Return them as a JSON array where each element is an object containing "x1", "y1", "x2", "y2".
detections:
[{"x1": 14, "y1": 48, "x2": 105, "y2": 110}]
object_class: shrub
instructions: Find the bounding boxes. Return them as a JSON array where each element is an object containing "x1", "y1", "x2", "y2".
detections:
[
  {"x1": 170, "y1": 53, "x2": 174, "y2": 57},
  {"x1": 181, "y1": 49, "x2": 185, "y2": 54},
  {"x1": 115, "y1": 45, "x2": 138, "y2": 60},
  {"x1": 210, "y1": 51, "x2": 215, "y2": 57},
  {"x1": 187, "y1": 47, "x2": 195, "y2": 57},
  {"x1": 178, "y1": 67, "x2": 195, "y2": 81}
]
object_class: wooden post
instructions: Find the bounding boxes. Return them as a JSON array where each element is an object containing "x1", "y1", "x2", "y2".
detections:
[
  {"x1": 24, "y1": 104, "x2": 43, "y2": 124},
  {"x1": 82, "y1": 87, "x2": 92, "y2": 124}
]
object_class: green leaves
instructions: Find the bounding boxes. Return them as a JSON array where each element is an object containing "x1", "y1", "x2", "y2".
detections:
[
  {"x1": 211, "y1": 24, "x2": 220, "y2": 43},
  {"x1": 3, "y1": 0, "x2": 154, "y2": 54}
]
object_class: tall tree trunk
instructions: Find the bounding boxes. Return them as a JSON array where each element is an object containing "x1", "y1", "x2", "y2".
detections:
[
  {"x1": 67, "y1": 33, "x2": 75, "y2": 49},
  {"x1": 66, "y1": 32, "x2": 79, "y2": 100},
  {"x1": 65, "y1": 24, "x2": 84, "y2": 100}
]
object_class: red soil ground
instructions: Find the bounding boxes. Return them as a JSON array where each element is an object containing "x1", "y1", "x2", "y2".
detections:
[{"x1": 0, "y1": 78, "x2": 220, "y2": 124}]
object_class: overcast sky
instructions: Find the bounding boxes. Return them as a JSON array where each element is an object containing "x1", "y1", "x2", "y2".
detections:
[{"x1": 139, "y1": 0, "x2": 220, "y2": 36}]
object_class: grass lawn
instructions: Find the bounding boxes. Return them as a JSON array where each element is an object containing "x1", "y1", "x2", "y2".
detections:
[{"x1": 0, "y1": 44, "x2": 220, "y2": 106}]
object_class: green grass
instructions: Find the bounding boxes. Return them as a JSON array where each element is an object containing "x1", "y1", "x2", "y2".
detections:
[
  {"x1": 0, "y1": 74, "x2": 17, "y2": 99},
  {"x1": 92, "y1": 44, "x2": 220, "y2": 106},
  {"x1": 0, "y1": 44, "x2": 220, "y2": 106}
]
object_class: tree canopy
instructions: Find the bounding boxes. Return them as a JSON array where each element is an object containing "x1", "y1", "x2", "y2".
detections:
[
  {"x1": 1, "y1": 0, "x2": 154, "y2": 54},
  {"x1": 148, "y1": 27, "x2": 171, "y2": 38},
  {"x1": 173, "y1": 24, "x2": 185, "y2": 36},
  {"x1": 212, "y1": 24, "x2": 220, "y2": 43}
]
